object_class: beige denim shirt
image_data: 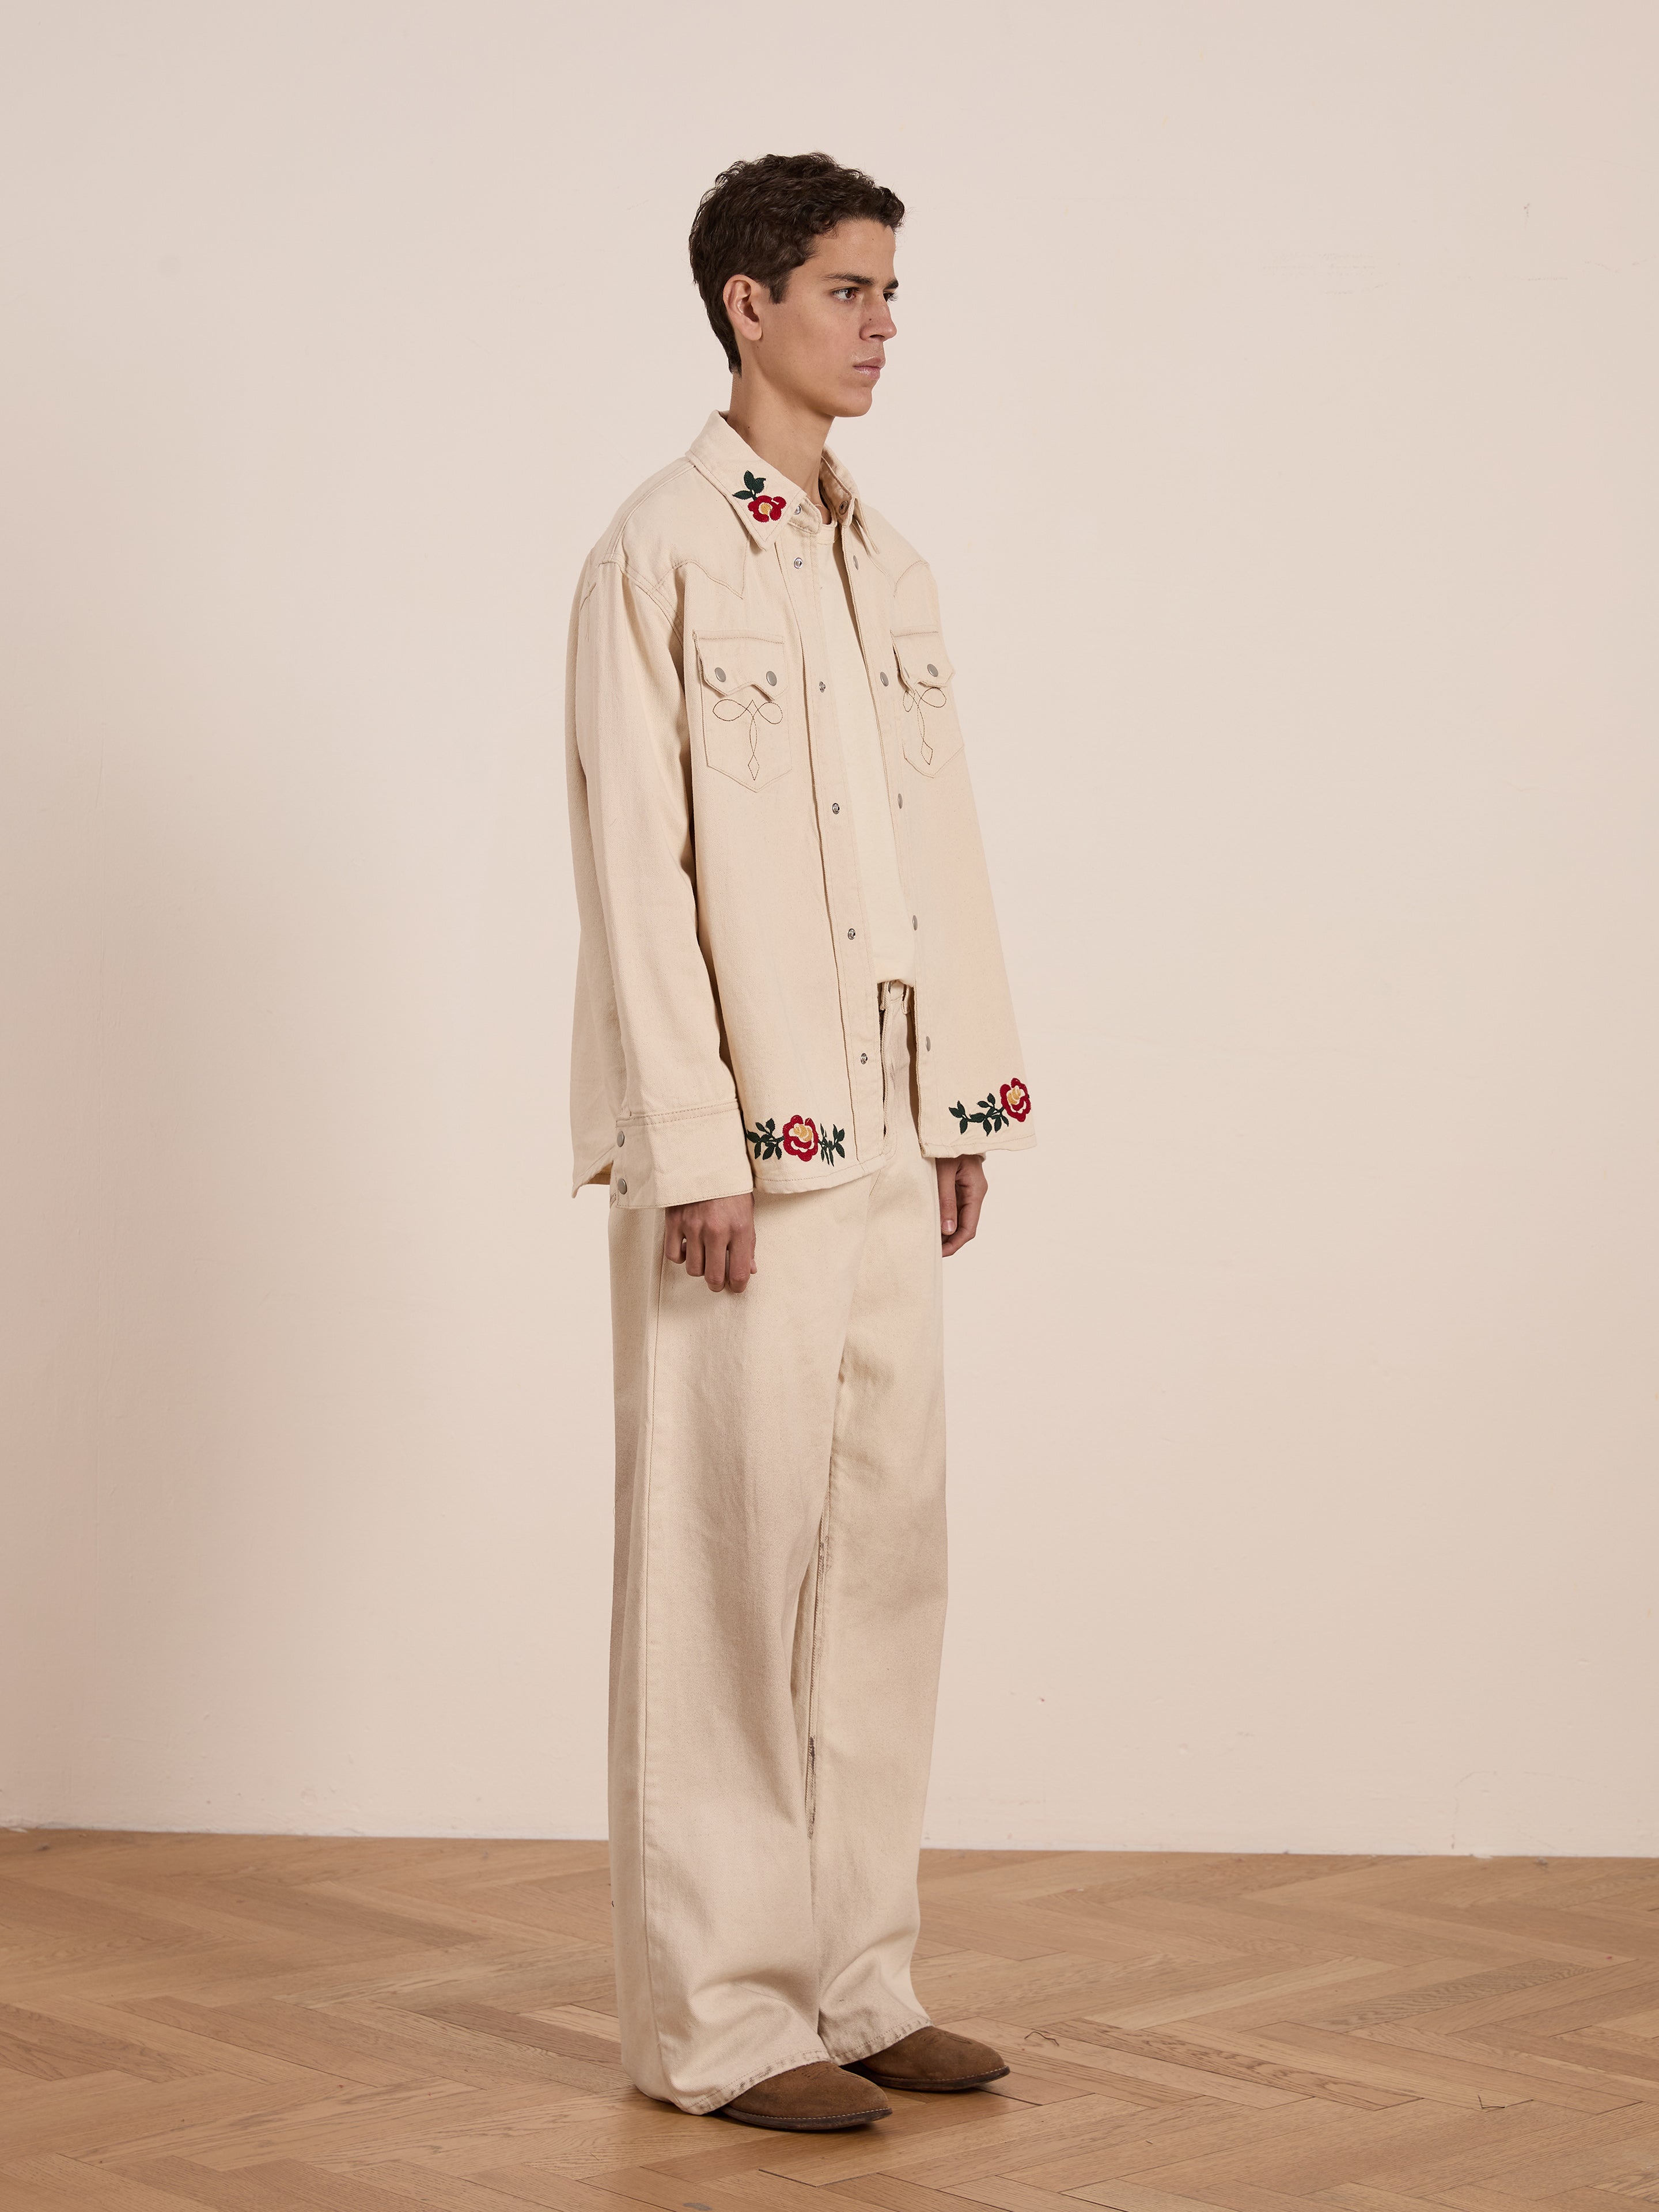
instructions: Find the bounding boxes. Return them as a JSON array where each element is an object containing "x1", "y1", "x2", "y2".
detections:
[{"x1": 566, "y1": 407, "x2": 1034, "y2": 1210}]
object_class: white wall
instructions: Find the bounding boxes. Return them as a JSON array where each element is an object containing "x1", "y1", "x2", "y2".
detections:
[{"x1": 3, "y1": 0, "x2": 1656, "y2": 1854}]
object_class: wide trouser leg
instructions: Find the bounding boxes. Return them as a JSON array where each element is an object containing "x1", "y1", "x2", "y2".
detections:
[
  {"x1": 812, "y1": 990, "x2": 946, "y2": 2059},
  {"x1": 605, "y1": 987, "x2": 945, "y2": 2115}
]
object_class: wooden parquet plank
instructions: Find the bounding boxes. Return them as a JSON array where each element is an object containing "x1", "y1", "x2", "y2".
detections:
[
  {"x1": 987, "y1": 2023, "x2": 1296, "y2": 2109},
  {"x1": 354, "y1": 2161, "x2": 665, "y2": 2210},
  {"x1": 1348, "y1": 2021, "x2": 1651, "y2": 2108},
  {"x1": 0, "y1": 2004, "x2": 191, "y2": 2087},
  {"x1": 1086, "y1": 1961, "x2": 1397, "y2": 2034},
  {"x1": 0, "y1": 2149, "x2": 219, "y2": 2211},
  {"x1": 1030, "y1": 2020, "x2": 1411, "y2": 2109},
  {"x1": 1237, "y1": 2019, "x2": 1615, "y2": 2108}
]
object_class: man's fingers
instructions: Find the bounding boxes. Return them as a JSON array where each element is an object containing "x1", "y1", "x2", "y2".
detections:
[
  {"x1": 941, "y1": 1158, "x2": 988, "y2": 1256},
  {"x1": 950, "y1": 1179, "x2": 984, "y2": 1249},
  {"x1": 662, "y1": 1195, "x2": 757, "y2": 1288},
  {"x1": 937, "y1": 1161, "x2": 959, "y2": 1241},
  {"x1": 723, "y1": 1223, "x2": 755, "y2": 1292}
]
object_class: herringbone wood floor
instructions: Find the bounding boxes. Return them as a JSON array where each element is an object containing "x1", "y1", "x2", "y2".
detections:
[{"x1": 3, "y1": 1836, "x2": 1658, "y2": 2210}]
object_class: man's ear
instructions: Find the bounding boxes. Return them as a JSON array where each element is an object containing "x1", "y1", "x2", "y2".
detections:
[{"x1": 724, "y1": 273, "x2": 763, "y2": 346}]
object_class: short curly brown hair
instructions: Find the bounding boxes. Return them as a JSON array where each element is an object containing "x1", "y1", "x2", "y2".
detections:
[{"x1": 689, "y1": 151, "x2": 905, "y2": 374}]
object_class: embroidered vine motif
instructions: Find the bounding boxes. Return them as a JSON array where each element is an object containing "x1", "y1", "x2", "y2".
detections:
[
  {"x1": 744, "y1": 1113, "x2": 847, "y2": 1165},
  {"x1": 897, "y1": 656, "x2": 949, "y2": 764},
  {"x1": 732, "y1": 469, "x2": 786, "y2": 522},
  {"x1": 948, "y1": 1077, "x2": 1032, "y2": 1137},
  {"x1": 711, "y1": 692, "x2": 783, "y2": 781}
]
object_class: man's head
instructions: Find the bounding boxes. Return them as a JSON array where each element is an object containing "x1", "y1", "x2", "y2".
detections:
[{"x1": 688, "y1": 151, "x2": 904, "y2": 419}]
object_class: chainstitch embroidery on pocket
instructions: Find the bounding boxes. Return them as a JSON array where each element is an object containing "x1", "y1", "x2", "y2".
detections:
[
  {"x1": 899, "y1": 663, "x2": 950, "y2": 765},
  {"x1": 949, "y1": 1078, "x2": 1032, "y2": 1137},
  {"x1": 710, "y1": 691, "x2": 783, "y2": 782},
  {"x1": 744, "y1": 1112, "x2": 847, "y2": 1166}
]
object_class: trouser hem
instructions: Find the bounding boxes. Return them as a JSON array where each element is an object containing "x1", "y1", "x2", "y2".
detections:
[
  {"x1": 672, "y1": 2041, "x2": 833, "y2": 2118},
  {"x1": 821, "y1": 2003, "x2": 934, "y2": 2068}
]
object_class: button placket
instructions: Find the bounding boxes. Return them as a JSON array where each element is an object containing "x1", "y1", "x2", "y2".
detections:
[{"x1": 783, "y1": 520, "x2": 884, "y2": 1157}]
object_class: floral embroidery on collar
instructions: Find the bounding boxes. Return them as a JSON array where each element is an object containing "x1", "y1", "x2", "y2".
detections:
[
  {"x1": 744, "y1": 1112, "x2": 847, "y2": 1165},
  {"x1": 949, "y1": 1078, "x2": 1032, "y2": 1137},
  {"x1": 732, "y1": 468, "x2": 786, "y2": 522}
]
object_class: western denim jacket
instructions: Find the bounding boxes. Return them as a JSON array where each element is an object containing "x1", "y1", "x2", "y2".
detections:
[{"x1": 566, "y1": 407, "x2": 1033, "y2": 1210}]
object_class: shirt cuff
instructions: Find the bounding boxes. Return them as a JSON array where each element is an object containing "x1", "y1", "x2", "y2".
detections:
[{"x1": 610, "y1": 1101, "x2": 755, "y2": 1210}]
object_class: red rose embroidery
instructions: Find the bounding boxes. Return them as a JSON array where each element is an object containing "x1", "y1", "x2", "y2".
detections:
[
  {"x1": 748, "y1": 494, "x2": 786, "y2": 522},
  {"x1": 1000, "y1": 1078, "x2": 1031, "y2": 1122},
  {"x1": 782, "y1": 1113, "x2": 819, "y2": 1161}
]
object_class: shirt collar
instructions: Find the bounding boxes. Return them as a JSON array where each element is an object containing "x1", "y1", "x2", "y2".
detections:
[{"x1": 685, "y1": 409, "x2": 878, "y2": 555}]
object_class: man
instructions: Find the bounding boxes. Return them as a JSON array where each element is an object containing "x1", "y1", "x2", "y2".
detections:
[{"x1": 565, "y1": 151, "x2": 1035, "y2": 2131}]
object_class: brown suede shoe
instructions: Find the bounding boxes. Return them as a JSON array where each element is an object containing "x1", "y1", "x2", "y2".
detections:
[
  {"x1": 845, "y1": 2025, "x2": 1009, "y2": 2092},
  {"x1": 714, "y1": 2059, "x2": 893, "y2": 2130}
]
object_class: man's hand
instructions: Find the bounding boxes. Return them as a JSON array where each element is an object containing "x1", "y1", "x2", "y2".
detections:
[
  {"x1": 664, "y1": 1194, "x2": 757, "y2": 1292},
  {"x1": 937, "y1": 1154, "x2": 988, "y2": 1256}
]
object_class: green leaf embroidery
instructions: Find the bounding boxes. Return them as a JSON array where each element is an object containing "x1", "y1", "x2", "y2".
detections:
[
  {"x1": 744, "y1": 1116, "x2": 783, "y2": 1161},
  {"x1": 948, "y1": 1081, "x2": 1031, "y2": 1139},
  {"x1": 732, "y1": 469, "x2": 766, "y2": 499}
]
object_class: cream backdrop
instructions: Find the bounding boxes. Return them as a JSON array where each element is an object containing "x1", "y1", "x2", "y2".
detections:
[{"x1": 3, "y1": 0, "x2": 1656, "y2": 1854}]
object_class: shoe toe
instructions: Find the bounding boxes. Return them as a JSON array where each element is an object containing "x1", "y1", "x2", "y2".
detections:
[{"x1": 717, "y1": 2060, "x2": 892, "y2": 2130}]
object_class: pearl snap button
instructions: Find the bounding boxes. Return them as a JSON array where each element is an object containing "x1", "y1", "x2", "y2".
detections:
[
  {"x1": 847, "y1": 927, "x2": 856, "y2": 938},
  {"x1": 766, "y1": 669, "x2": 777, "y2": 685},
  {"x1": 927, "y1": 662, "x2": 938, "y2": 676},
  {"x1": 616, "y1": 1130, "x2": 625, "y2": 1144},
  {"x1": 912, "y1": 915, "x2": 919, "y2": 929},
  {"x1": 879, "y1": 671, "x2": 889, "y2": 685},
  {"x1": 897, "y1": 791, "x2": 904, "y2": 807},
  {"x1": 861, "y1": 1052, "x2": 868, "y2": 1063},
  {"x1": 831, "y1": 801, "x2": 839, "y2": 812},
  {"x1": 616, "y1": 1176, "x2": 627, "y2": 1194},
  {"x1": 713, "y1": 666, "x2": 726, "y2": 682},
  {"x1": 818, "y1": 680, "x2": 826, "y2": 691},
  {"x1": 793, "y1": 556, "x2": 803, "y2": 568}
]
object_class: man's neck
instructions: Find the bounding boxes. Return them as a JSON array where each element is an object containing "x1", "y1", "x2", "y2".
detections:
[{"x1": 723, "y1": 385, "x2": 833, "y2": 524}]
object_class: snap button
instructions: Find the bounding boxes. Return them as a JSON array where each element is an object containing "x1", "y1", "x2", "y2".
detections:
[
  {"x1": 912, "y1": 915, "x2": 919, "y2": 929},
  {"x1": 818, "y1": 680, "x2": 826, "y2": 692},
  {"x1": 713, "y1": 666, "x2": 726, "y2": 682},
  {"x1": 616, "y1": 1176, "x2": 627, "y2": 1194},
  {"x1": 897, "y1": 791, "x2": 904, "y2": 808},
  {"x1": 847, "y1": 927, "x2": 856, "y2": 938},
  {"x1": 766, "y1": 669, "x2": 777, "y2": 685},
  {"x1": 831, "y1": 801, "x2": 840, "y2": 813},
  {"x1": 794, "y1": 556, "x2": 803, "y2": 568},
  {"x1": 879, "y1": 671, "x2": 889, "y2": 685},
  {"x1": 861, "y1": 1052, "x2": 868, "y2": 1063},
  {"x1": 927, "y1": 662, "x2": 938, "y2": 676},
  {"x1": 925, "y1": 1036, "x2": 931, "y2": 1050},
  {"x1": 853, "y1": 554, "x2": 859, "y2": 567},
  {"x1": 616, "y1": 1130, "x2": 625, "y2": 1145}
]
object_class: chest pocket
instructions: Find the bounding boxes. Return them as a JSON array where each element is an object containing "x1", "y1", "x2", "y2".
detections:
[
  {"x1": 892, "y1": 630, "x2": 964, "y2": 776},
  {"x1": 693, "y1": 632, "x2": 793, "y2": 791}
]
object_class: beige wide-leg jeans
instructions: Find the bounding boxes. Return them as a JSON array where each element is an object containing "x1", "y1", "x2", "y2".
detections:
[{"x1": 605, "y1": 983, "x2": 946, "y2": 2116}]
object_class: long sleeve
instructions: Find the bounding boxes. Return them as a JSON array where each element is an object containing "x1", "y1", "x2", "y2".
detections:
[{"x1": 567, "y1": 555, "x2": 753, "y2": 1209}]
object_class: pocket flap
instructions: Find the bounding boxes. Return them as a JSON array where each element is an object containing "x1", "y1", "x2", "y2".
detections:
[
  {"x1": 892, "y1": 631, "x2": 955, "y2": 691},
  {"x1": 695, "y1": 634, "x2": 787, "y2": 698}
]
